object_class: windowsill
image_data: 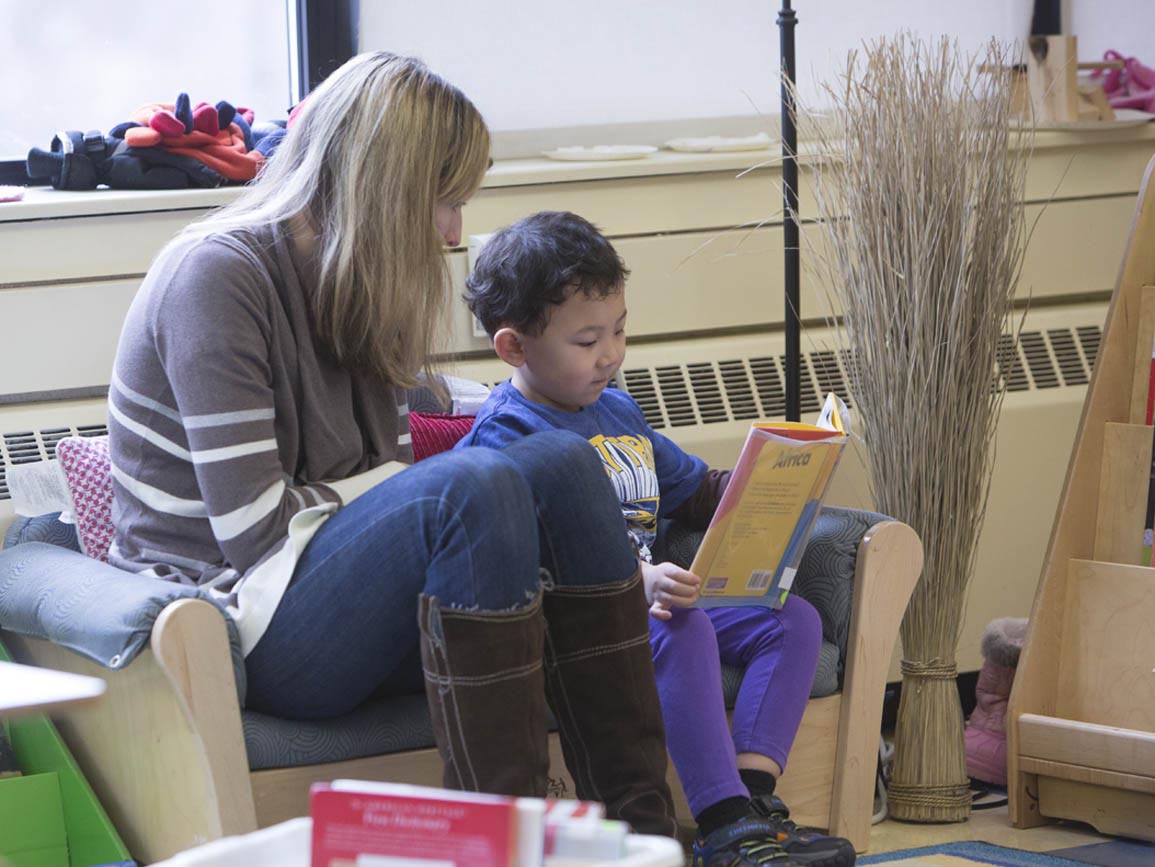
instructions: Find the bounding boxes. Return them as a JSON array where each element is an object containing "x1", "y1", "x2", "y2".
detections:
[{"x1": 3, "y1": 123, "x2": 1153, "y2": 223}]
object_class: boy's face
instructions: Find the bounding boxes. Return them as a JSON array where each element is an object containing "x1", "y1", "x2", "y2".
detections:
[{"x1": 510, "y1": 286, "x2": 627, "y2": 412}]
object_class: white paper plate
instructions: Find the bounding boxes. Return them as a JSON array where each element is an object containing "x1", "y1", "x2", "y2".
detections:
[
  {"x1": 542, "y1": 145, "x2": 658, "y2": 162},
  {"x1": 1023, "y1": 108, "x2": 1154, "y2": 131},
  {"x1": 664, "y1": 132, "x2": 774, "y2": 153}
]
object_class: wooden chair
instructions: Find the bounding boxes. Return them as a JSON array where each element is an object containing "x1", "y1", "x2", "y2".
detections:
[
  {"x1": 1007, "y1": 153, "x2": 1155, "y2": 841},
  {"x1": 1, "y1": 510, "x2": 919, "y2": 864}
]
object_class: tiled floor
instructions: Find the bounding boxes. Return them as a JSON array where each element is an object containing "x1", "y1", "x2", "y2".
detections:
[{"x1": 868, "y1": 804, "x2": 1114, "y2": 855}]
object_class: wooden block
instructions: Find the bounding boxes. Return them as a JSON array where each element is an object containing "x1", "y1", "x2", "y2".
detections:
[
  {"x1": 1093, "y1": 423, "x2": 1153, "y2": 563},
  {"x1": 1078, "y1": 79, "x2": 1116, "y2": 122},
  {"x1": 1127, "y1": 286, "x2": 1155, "y2": 424},
  {"x1": 1056, "y1": 560, "x2": 1155, "y2": 730},
  {"x1": 1078, "y1": 60, "x2": 1126, "y2": 72},
  {"x1": 1027, "y1": 35, "x2": 1080, "y2": 124}
]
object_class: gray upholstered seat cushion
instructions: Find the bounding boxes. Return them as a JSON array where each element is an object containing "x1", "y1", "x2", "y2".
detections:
[
  {"x1": 241, "y1": 657, "x2": 844, "y2": 770},
  {"x1": 244, "y1": 694, "x2": 435, "y2": 770}
]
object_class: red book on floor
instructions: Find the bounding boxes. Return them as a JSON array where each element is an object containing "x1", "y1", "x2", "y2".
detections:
[{"x1": 310, "y1": 780, "x2": 541, "y2": 867}]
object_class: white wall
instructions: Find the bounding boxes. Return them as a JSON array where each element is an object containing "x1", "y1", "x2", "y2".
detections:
[
  {"x1": 1070, "y1": 0, "x2": 1155, "y2": 65},
  {"x1": 359, "y1": 1, "x2": 1036, "y2": 135}
]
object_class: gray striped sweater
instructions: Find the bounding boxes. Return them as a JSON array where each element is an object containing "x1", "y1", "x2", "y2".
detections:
[{"x1": 109, "y1": 223, "x2": 414, "y2": 653}]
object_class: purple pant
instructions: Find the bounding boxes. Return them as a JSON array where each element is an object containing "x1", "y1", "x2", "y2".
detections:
[{"x1": 649, "y1": 596, "x2": 822, "y2": 817}]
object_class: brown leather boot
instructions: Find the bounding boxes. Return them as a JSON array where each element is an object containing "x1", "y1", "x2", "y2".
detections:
[
  {"x1": 418, "y1": 592, "x2": 549, "y2": 797},
  {"x1": 542, "y1": 569, "x2": 678, "y2": 837}
]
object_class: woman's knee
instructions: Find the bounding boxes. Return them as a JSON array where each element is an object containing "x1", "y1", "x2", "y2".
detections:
[
  {"x1": 426, "y1": 448, "x2": 539, "y2": 557},
  {"x1": 506, "y1": 429, "x2": 608, "y2": 487},
  {"x1": 442, "y1": 447, "x2": 534, "y2": 518}
]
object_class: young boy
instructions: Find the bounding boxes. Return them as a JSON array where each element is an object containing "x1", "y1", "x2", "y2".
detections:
[{"x1": 456, "y1": 211, "x2": 856, "y2": 867}]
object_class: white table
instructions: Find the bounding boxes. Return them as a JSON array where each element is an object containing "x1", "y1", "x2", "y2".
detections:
[
  {"x1": 151, "y1": 817, "x2": 685, "y2": 867},
  {"x1": 0, "y1": 660, "x2": 106, "y2": 718}
]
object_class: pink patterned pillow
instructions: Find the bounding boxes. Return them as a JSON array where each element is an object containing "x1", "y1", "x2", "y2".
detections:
[
  {"x1": 55, "y1": 435, "x2": 115, "y2": 562},
  {"x1": 409, "y1": 413, "x2": 476, "y2": 462}
]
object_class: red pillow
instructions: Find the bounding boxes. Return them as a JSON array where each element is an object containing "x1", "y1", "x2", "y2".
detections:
[
  {"x1": 55, "y1": 435, "x2": 115, "y2": 562},
  {"x1": 409, "y1": 413, "x2": 476, "y2": 462}
]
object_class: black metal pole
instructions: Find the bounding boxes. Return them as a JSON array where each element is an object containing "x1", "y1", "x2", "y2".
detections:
[
  {"x1": 1029, "y1": 0, "x2": 1062, "y2": 36},
  {"x1": 778, "y1": 0, "x2": 801, "y2": 421}
]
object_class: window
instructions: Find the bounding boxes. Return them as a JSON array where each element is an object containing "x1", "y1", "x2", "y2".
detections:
[
  {"x1": 0, "y1": 0, "x2": 355, "y2": 184},
  {"x1": 0, "y1": 2, "x2": 292, "y2": 163}
]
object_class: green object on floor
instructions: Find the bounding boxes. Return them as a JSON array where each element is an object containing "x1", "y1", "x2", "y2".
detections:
[
  {"x1": 0, "y1": 641, "x2": 132, "y2": 867},
  {"x1": 0, "y1": 771, "x2": 69, "y2": 867}
]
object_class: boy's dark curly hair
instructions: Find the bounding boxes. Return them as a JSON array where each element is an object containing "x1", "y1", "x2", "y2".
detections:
[{"x1": 464, "y1": 210, "x2": 629, "y2": 337}]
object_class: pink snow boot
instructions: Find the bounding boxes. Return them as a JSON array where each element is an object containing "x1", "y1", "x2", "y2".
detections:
[{"x1": 965, "y1": 617, "x2": 1028, "y2": 788}]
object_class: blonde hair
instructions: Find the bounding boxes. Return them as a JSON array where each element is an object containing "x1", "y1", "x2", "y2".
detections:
[{"x1": 187, "y1": 52, "x2": 490, "y2": 387}]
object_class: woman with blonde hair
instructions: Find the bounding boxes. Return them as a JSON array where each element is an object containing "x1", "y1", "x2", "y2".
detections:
[{"x1": 107, "y1": 52, "x2": 676, "y2": 835}]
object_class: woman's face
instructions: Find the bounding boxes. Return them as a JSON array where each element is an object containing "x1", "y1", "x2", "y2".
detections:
[{"x1": 434, "y1": 200, "x2": 464, "y2": 247}]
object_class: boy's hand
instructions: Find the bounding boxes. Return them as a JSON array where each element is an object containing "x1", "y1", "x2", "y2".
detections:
[{"x1": 641, "y1": 560, "x2": 701, "y2": 621}]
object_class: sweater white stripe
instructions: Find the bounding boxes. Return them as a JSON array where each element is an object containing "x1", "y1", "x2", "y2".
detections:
[
  {"x1": 113, "y1": 372, "x2": 277, "y2": 431},
  {"x1": 111, "y1": 465, "x2": 208, "y2": 518},
  {"x1": 111, "y1": 402, "x2": 279, "y2": 466},
  {"x1": 139, "y1": 546, "x2": 217, "y2": 573},
  {"x1": 109, "y1": 401, "x2": 192, "y2": 461},
  {"x1": 192, "y1": 439, "x2": 279, "y2": 464},
  {"x1": 185, "y1": 407, "x2": 277, "y2": 429},
  {"x1": 209, "y1": 479, "x2": 286, "y2": 541},
  {"x1": 111, "y1": 372, "x2": 182, "y2": 423}
]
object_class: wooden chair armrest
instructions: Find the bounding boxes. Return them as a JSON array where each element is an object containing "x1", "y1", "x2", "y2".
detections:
[{"x1": 828, "y1": 520, "x2": 923, "y2": 851}]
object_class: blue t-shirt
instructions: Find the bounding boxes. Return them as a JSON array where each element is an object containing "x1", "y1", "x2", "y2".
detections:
[{"x1": 456, "y1": 381, "x2": 707, "y2": 561}]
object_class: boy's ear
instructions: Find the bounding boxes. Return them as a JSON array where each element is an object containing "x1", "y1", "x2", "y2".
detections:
[{"x1": 493, "y1": 327, "x2": 527, "y2": 367}]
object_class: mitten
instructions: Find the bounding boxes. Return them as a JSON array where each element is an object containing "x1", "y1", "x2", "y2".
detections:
[
  {"x1": 104, "y1": 142, "x2": 228, "y2": 190},
  {"x1": 26, "y1": 130, "x2": 119, "y2": 190}
]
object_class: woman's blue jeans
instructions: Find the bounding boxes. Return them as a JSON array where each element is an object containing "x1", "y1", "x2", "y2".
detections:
[{"x1": 245, "y1": 429, "x2": 638, "y2": 719}]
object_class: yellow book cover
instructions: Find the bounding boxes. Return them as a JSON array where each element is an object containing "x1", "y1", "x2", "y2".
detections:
[{"x1": 691, "y1": 396, "x2": 848, "y2": 608}]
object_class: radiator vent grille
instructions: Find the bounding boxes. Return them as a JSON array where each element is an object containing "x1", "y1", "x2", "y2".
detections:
[
  {"x1": 622, "y1": 326, "x2": 1099, "y2": 430},
  {"x1": 1048, "y1": 328, "x2": 1090, "y2": 386},
  {"x1": 0, "y1": 325, "x2": 1102, "y2": 501},
  {"x1": 0, "y1": 425, "x2": 108, "y2": 502}
]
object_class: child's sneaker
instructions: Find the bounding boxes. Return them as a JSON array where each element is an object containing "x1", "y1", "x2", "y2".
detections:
[
  {"x1": 749, "y1": 794, "x2": 856, "y2": 867},
  {"x1": 691, "y1": 815, "x2": 800, "y2": 865}
]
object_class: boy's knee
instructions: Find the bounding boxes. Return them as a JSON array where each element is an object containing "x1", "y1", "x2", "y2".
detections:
[
  {"x1": 650, "y1": 606, "x2": 715, "y2": 660},
  {"x1": 782, "y1": 595, "x2": 823, "y2": 645}
]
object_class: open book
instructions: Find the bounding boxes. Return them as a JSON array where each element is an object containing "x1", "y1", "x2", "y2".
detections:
[{"x1": 692, "y1": 394, "x2": 849, "y2": 609}]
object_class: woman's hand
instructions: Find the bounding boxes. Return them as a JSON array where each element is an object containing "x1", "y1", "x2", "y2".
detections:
[{"x1": 640, "y1": 560, "x2": 701, "y2": 620}]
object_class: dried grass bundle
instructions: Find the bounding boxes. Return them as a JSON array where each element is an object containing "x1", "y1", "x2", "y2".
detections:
[{"x1": 803, "y1": 35, "x2": 1030, "y2": 822}]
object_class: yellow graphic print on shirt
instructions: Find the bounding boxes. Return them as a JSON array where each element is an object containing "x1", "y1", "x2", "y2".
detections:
[{"x1": 588, "y1": 434, "x2": 661, "y2": 562}]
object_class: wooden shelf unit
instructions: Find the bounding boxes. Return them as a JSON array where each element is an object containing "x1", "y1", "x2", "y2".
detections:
[{"x1": 1007, "y1": 153, "x2": 1155, "y2": 841}]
